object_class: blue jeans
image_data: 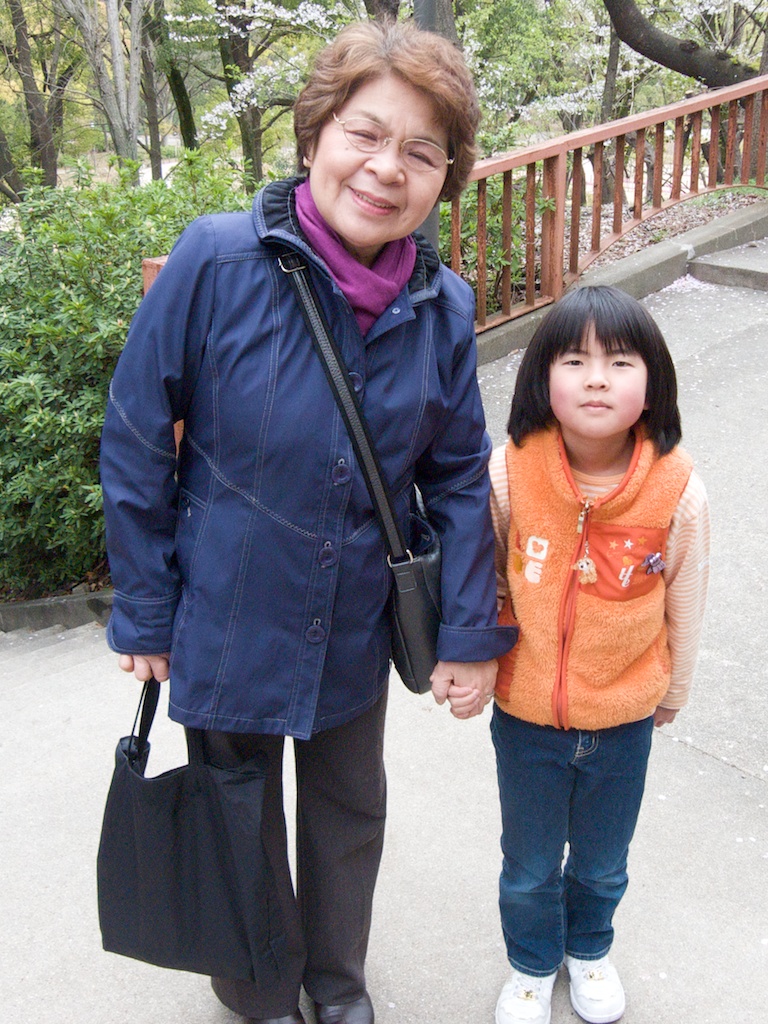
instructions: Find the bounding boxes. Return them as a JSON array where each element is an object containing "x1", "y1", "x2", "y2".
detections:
[{"x1": 491, "y1": 706, "x2": 654, "y2": 977}]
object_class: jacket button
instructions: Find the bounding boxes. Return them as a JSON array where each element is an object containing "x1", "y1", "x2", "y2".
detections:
[
  {"x1": 306, "y1": 620, "x2": 326, "y2": 643},
  {"x1": 319, "y1": 542, "x2": 338, "y2": 567},
  {"x1": 349, "y1": 372, "x2": 363, "y2": 392},
  {"x1": 332, "y1": 460, "x2": 352, "y2": 485}
]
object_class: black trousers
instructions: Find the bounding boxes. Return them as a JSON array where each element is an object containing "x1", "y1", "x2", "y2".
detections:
[{"x1": 199, "y1": 691, "x2": 388, "y2": 1018}]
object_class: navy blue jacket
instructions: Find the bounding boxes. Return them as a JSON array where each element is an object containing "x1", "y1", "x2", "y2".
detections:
[{"x1": 101, "y1": 178, "x2": 516, "y2": 738}]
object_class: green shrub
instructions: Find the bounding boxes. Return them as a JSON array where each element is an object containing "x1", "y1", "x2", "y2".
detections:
[{"x1": 0, "y1": 153, "x2": 251, "y2": 599}]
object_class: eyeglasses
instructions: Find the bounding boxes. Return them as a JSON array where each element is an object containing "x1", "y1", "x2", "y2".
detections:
[{"x1": 332, "y1": 114, "x2": 453, "y2": 173}]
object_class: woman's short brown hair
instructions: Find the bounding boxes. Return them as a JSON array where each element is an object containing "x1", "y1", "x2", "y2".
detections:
[{"x1": 293, "y1": 19, "x2": 480, "y2": 202}]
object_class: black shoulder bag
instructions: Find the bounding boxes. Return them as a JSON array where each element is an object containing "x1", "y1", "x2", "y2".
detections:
[{"x1": 278, "y1": 250, "x2": 441, "y2": 694}]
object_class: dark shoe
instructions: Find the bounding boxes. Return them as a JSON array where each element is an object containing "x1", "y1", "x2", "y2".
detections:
[
  {"x1": 314, "y1": 992, "x2": 374, "y2": 1024},
  {"x1": 249, "y1": 1014, "x2": 305, "y2": 1024}
]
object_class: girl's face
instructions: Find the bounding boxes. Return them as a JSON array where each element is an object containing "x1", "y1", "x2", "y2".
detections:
[
  {"x1": 549, "y1": 323, "x2": 649, "y2": 451},
  {"x1": 304, "y1": 74, "x2": 449, "y2": 267}
]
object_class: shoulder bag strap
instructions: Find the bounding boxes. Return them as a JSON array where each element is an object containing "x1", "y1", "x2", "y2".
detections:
[{"x1": 277, "y1": 250, "x2": 411, "y2": 563}]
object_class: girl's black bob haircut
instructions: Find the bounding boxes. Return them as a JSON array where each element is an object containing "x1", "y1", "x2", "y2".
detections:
[{"x1": 507, "y1": 285, "x2": 682, "y2": 455}]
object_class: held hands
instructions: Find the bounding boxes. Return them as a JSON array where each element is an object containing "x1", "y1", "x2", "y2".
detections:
[
  {"x1": 430, "y1": 659, "x2": 498, "y2": 720},
  {"x1": 118, "y1": 653, "x2": 171, "y2": 683}
]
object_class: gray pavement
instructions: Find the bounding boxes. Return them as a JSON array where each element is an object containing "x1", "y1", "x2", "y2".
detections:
[{"x1": 2, "y1": 214, "x2": 768, "y2": 1023}]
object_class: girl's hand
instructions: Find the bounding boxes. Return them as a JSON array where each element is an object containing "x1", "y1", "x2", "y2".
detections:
[
  {"x1": 653, "y1": 705, "x2": 678, "y2": 727},
  {"x1": 445, "y1": 684, "x2": 486, "y2": 719},
  {"x1": 430, "y1": 659, "x2": 498, "y2": 719},
  {"x1": 118, "y1": 653, "x2": 171, "y2": 682}
]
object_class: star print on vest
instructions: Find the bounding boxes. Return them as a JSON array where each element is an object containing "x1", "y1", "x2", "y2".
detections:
[{"x1": 576, "y1": 523, "x2": 668, "y2": 601}]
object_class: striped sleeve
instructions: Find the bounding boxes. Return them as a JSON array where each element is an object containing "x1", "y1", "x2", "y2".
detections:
[
  {"x1": 489, "y1": 445, "x2": 511, "y2": 608},
  {"x1": 659, "y1": 469, "x2": 711, "y2": 710}
]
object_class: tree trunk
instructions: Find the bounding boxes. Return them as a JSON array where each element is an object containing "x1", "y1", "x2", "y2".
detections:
[
  {"x1": 60, "y1": 0, "x2": 144, "y2": 166},
  {"x1": 603, "y1": 0, "x2": 758, "y2": 87},
  {"x1": 7, "y1": 0, "x2": 58, "y2": 185},
  {"x1": 218, "y1": 30, "x2": 262, "y2": 187},
  {"x1": 600, "y1": 25, "x2": 621, "y2": 123},
  {"x1": 599, "y1": 25, "x2": 622, "y2": 200},
  {"x1": 166, "y1": 64, "x2": 199, "y2": 151},
  {"x1": 362, "y1": 0, "x2": 400, "y2": 20},
  {"x1": 49, "y1": 56, "x2": 82, "y2": 148},
  {"x1": 141, "y1": 39, "x2": 164, "y2": 180},
  {"x1": 434, "y1": 0, "x2": 460, "y2": 46},
  {"x1": 145, "y1": 0, "x2": 198, "y2": 149},
  {"x1": 127, "y1": 0, "x2": 145, "y2": 152},
  {"x1": 412, "y1": 0, "x2": 459, "y2": 45},
  {"x1": 0, "y1": 124, "x2": 25, "y2": 201},
  {"x1": 232, "y1": 104, "x2": 262, "y2": 188}
]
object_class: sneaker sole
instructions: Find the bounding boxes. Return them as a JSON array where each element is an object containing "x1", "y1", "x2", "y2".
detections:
[
  {"x1": 495, "y1": 1007, "x2": 551, "y2": 1024},
  {"x1": 568, "y1": 983, "x2": 625, "y2": 1024}
]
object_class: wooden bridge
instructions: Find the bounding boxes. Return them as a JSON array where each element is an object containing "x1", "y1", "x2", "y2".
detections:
[{"x1": 452, "y1": 73, "x2": 768, "y2": 331}]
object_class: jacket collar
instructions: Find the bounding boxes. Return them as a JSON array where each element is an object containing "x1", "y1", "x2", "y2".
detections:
[{"x1": 252, "y1": 176, "x2": 442, "y2": 299}]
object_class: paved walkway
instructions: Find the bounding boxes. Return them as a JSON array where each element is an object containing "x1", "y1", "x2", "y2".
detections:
[{"x1": 2, "y1": 214, "x2": 767, "y2": 1024}]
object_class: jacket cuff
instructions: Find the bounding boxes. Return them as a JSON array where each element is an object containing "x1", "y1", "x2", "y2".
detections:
[
  {"x1": 106, "y1": 591, "x2": 179, "y2": 656},
  {"x1": 436, "y1": 623, "x2": 518, "y2": 663}
]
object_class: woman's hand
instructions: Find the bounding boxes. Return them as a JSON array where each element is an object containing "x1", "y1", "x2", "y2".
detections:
[
  {"x1": 118, "y1": 653, "x2": 171, "y2": 682},
  {"x1": 430, "y1": 659, "x2": 498, "y2": 719}
]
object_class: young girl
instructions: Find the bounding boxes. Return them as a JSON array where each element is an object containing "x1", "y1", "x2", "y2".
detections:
[{"x1": 487, "y1": 285, "x2": 710, "y2": 1024}]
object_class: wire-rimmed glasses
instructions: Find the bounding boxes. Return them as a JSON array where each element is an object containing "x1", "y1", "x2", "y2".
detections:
[{"x1": 332, "y1": 114, "x2": 453, "y2": 173}]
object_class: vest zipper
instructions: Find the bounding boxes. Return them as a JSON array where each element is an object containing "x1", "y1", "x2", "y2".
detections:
[
  {"x1": 553, "y1": 498, "x2": 593, "y2": 729},
  {"x1": 576, "y1": 499, "x2": 592, "y2": 533}
]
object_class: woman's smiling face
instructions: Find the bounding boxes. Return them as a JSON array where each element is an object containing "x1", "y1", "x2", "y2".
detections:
[{"x1": 303, "y1": 74, "x2": 449, "y2": 267}]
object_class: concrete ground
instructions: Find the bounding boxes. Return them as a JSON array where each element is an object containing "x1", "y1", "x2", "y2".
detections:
[{"x1": 2, "y1": 209, "x2": 767, "y2": 1024}]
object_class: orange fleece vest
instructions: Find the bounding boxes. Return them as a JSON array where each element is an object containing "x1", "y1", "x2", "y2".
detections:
[{"x1": 495, "y1": 427, "x2": 693, "y2": 730}]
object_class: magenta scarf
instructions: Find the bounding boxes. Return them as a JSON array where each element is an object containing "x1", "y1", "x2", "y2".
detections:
[{"x1": 295, "y1": 180, "x2": 416, "y2": 337}]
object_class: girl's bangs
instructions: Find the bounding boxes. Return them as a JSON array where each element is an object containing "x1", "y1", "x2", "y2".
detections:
[{"x1": 550, "y1": 317, "x2": 640, "y2": 360}]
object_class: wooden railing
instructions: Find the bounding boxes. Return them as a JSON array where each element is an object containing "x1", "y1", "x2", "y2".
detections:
[{"x1": 454, "y1": 73, "x2": 768, "y2": 332}]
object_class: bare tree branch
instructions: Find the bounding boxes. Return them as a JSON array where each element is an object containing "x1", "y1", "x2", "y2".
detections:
[{"x1": 603, "y1": 0, "x2": 758, "y2": 87}]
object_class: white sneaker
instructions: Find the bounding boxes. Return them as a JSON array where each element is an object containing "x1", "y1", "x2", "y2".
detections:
[
  {"x1": 495, "y1": 968, "x2": 558, "y2": 1024},
  {"x1": 564, "y1": 954, "x2": 625, "y2": 1023}
]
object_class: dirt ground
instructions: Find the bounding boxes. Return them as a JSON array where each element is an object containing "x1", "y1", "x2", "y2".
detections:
[{"x1": 584, "y1": 188, "x2": 767, "y2": 268}]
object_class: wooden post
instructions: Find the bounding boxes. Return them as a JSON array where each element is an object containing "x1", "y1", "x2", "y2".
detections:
[
  {"x1": 140, "y1": 254, "x2": 183, "y2": 452},
  {"x1": 141, "y1": 255, "x2": 168, "y2": 293},
  {"x1": 541, "y1": 151, "x2": 567, "y2": 301}
]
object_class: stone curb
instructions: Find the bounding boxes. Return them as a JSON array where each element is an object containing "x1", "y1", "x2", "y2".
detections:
[
  {"x1": 0, "y1": 589, "x2": 114, "y2": 634},
  {"x1": 476, "y1": 200, "x2": 768, "y2": 365},
  {"x1": 4, "y1": 201, "x2": 768, "y2": 636}
]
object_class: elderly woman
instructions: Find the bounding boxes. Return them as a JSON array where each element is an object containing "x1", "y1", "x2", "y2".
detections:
[{"x1": 100, "y1": 18, "x2": 515, "y2": 1024}]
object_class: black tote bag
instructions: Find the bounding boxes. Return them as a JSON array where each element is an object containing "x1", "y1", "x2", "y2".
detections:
[{"x1": 97, "y1": 678, "x2": 287, "y2": 982}]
